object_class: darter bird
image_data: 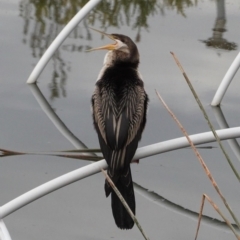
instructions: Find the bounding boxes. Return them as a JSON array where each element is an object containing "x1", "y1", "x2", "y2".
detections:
[{"x1": 88, "y1": 29, "x2": 148, "y2": 229}]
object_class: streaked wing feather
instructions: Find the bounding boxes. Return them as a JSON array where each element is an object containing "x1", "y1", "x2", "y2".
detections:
[{"x1": 127, "y1": 85, "x2": 147, "y2": 145}]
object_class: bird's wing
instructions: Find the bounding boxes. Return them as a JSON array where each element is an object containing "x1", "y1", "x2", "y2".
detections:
[
  {"x1": 92, "y1": 82, "x2": 147, "y2": 151},
  {"x1": 92, "y1": 86, "x2": 108, "y2": 146},
  {"x1": 125, "y1": 85, "x2": 147, "y2": 145},
  {"x1": 92, "y1": 85, "x2": 128, "y2": 150}
]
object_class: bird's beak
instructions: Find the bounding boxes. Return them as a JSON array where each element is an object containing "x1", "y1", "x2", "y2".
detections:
[{"x1": 86, "y1": 28, "x2": 117, "y2": 52}]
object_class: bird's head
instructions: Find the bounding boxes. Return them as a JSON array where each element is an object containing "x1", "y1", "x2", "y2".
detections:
[{"x1": 87, "y1": 28, "x2": 139, "y2": 66}]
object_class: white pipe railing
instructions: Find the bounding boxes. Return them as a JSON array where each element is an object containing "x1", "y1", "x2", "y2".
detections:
[
  {"x1": 0, "y1": 126, "x2": 240, "y2": 219},
  {"x1": 26, "y1": 0, "x2": 102, "y2": 84},
  {"x1": 211, "y1": 52, "x2": 240, "y2": 106}
]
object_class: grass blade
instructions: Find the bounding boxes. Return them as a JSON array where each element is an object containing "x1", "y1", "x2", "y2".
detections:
[
  {"x1": 195, "y1": 194, "x2": 240, "y2": 240},
  {"x1": 101, "y1": 169, "x2": 150, "y2": 240},
  {"x1": 155, "y1": 90, "x2": 240, "y2": 229},
  {"x1": 170, "y1": 51, "x2": 240, "y2": 182},
  {"x1": 0, "y1": 148, "x2": 103, "y2": 161}
]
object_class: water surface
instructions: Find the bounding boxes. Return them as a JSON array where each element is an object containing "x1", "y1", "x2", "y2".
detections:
[{"x1": 0, "y1": 0, "x2": 239, "y2": 239}]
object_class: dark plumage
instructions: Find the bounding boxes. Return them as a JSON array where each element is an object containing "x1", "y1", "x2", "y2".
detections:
[{"x1": 89, "y1": 30, "x2": 148, "y2": 229}]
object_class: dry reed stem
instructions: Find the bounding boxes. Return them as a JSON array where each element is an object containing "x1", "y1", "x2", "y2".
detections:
[
  {"x1": 155, "y1": 90, "x2": 240, "y2": 230},
  {"x1": 195, "y1": 195, "x2": 205, "y2": 239},
  {"x1": 169, "y1": 52, "x2": 240, "y2": 228},
  {"x1": 195, "y1": 194, "x2": 240, "y2": 240},
  {"x1": 170, "y1": 51, "x2": 240, "y2": 182},
  {"x1": 101, "y1": 169, "x2": 150, "y2": 240},
  {"x1": 0, "y1": 148, "x2": 102, "y2": 161}
]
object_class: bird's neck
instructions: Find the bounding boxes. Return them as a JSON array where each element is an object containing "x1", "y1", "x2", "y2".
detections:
[
  {"x1": 96, "y1": 51, "x2": 139, "y2": 81},
  {"x1": 103, "y1": 51, "x2": 139, "y2": 69}
]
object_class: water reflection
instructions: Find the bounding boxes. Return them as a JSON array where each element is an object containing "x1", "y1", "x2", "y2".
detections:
[
  {"x1": 212, "y1": 106, "x2": 240, "y2": 163},
  {"x1": 29, "y1": 83, "x2": 91, "y2": 151},
  {"x1": 201, "y1": 0, "x2": 237, "y2": 51},
  {"x1": 19, "y1": 0, "x2": 199, "y2": 99},
  {"x1": 134, "y1": 182, "x2": 238, "y2": 229},
  {"x1": 48, "y1": 51, "x2": 68, "y2": 100}
]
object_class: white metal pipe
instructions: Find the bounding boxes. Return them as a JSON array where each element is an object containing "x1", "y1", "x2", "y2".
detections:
[
  {"x1": 211, "y1": 52, "x2": 240, "y2": 106},
  {"x1": 0, "y1": 127, "x2": 240, "y2": 219},
  {"x1": 0, "y1": 160, "x2": 107, "y2": 219},
  {"x1": 0, "y1": 220, "x2": 12, "y2": 240},
  {"x1": 26, "y1": 0, "x2": 102, "y2": 84}
]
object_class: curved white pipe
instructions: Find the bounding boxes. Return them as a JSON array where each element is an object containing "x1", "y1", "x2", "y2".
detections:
[
  {"x1": 26, "y1": 0, "x2": 102, "y2": 84},
  {"x1": 0, "y1": 127, "x2": 239, "y2": 219},
  {"x1": 211, "y1": 52, "x2": 240, "y2": 106}
]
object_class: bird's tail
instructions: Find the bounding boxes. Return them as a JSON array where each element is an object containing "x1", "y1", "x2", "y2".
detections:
[{"x1": 105, "y1": 167, "x2": 135, "y2": 229}]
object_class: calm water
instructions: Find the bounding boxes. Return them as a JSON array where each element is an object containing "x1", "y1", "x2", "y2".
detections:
[{"x1": 0, "y1": 0, "x2": 240, "y2": 239}]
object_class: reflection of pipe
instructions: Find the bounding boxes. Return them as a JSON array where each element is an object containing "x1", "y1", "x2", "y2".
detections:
[
  {"x1": 201, "y1": 0, "x2": 237, "y2": 51},
  {"x1": 134, "y1": 183, "x2": 239, "y2": 231},
  {"x1": 29, "y1": 84, "x2": 90, "y2": 152},
  {"x1": 0, "y1": 219, "x2": 11, "y2": 240},
  {"x1": 26, "y1": 0, "x2": 101, "y2": 84},
  {"x1": 212, "y1": 106, "x2": 240, "y2": 162},
  {"x1": 211, "y1": 52, "x2": 240, "y2": 106},
  {"x1": 0, "y1": 127, "x2": 240, "y2": 219},
  {"x1": 216, "y1": 0, "x2": 225, "y2": 19},
  {"x1": 212, "y1": 0, "x2": 226, "y2": 43}
]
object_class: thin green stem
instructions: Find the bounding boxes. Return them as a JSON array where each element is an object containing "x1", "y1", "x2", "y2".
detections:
[{"x1": 170, "y1": 52, "x2": 240, "y2": 182}]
